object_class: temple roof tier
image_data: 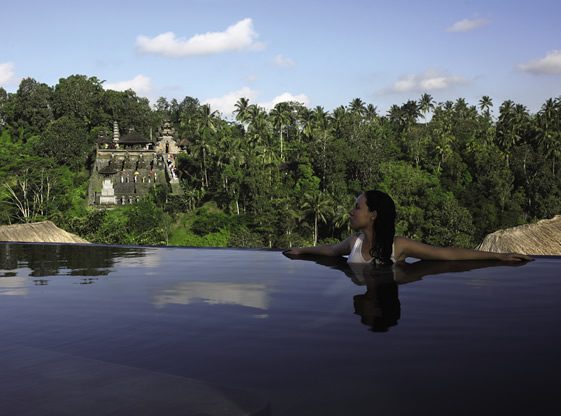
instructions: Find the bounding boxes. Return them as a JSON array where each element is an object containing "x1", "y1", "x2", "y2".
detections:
[
  {"x1": 98, "y1": 165, "x2": 118, "y2": 175},
  {"x1": 119, "y1": 132, "x2": 153, "y2": 144}
]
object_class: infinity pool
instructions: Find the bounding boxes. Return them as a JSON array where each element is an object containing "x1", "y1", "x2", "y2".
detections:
[{"x1": 1, "y1": 243, "x2": 560, "y2": 415}]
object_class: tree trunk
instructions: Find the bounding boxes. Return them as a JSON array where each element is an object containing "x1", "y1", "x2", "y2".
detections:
[
  {"x1": 313, "y1": 214, "x2": 318, "y2": 246},
  {"x1": 202, "y1": 146, "x2": 208, "y2": 188},
  {"x1": 322, "y1": 132, "x2": 327, "y2": 191},
  {"x1": 280, "y1": 126, "x2": 283, "y2": 161}
]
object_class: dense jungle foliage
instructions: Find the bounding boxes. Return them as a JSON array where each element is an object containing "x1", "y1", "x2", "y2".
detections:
[{"x1": 1, "y1": 75, "x2": 560, "y2": 248}]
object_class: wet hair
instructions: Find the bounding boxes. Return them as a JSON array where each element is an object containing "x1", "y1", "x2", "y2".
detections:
[{"x1": 363, "y1": 190, "x2": 396, "y2": 265}]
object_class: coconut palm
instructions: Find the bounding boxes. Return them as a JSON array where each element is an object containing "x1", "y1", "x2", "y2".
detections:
[
  {"x1": 333, "y1": 202, "x2": 352, "y2": 235},
  {"x1": 418, "y1": 93, "x2": 435, "y2": 123},
  {"x1": 401, "y1": 100, "x2": 420, "y2": 127},
  {"x1": 196, "y1": 104, "x2": 219, "y2": 188},
  {"x1": 478, "y1": 95, "x2": 493, "y2": 119},
  {"x1": 299, "y1": 106, "x2": 313, "y2": 139},
  {"x1": 349, "y1": 98, "x2": 366, "y2": 116},
  {"x1": 269, "y1": 102, "x2": 291, "y2": 161},
  {"x1": 496, "y1": 100, "x2": 529, "y2": 168},
  {"x1": 311, "y1": 106, "x2": 332, "y2": 190},
  {"x1": 387, "y1": 104, "x2": 403, "y2": 126},
  {"x1": 332, "y1": 106, "x2": 347, "y2": 135},
  {"x1": 234, "y1": 97, "x2": 251, "y2": 126},
  {"x1": 247, "y1": 105, "x2": 271, "y2": 148},
  {"x1": 301, "y1": 191, "x2": 333, "y2": 246},
  {"x1": 365, "y1": 104, "x2": 378, "y2": 121},
  {"x1": 536, "y1": 98, "x2": 561, "y2": 174}
]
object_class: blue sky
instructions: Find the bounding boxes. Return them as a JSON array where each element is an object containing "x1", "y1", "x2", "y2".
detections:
[{"x1": 2, "y1": 0, "x2": 561, "y2": 116}]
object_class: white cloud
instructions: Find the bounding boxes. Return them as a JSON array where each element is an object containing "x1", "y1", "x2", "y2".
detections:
[
  {"x1": 104, "y1": 74, "x2": 153, "y2": 95},
  {"x1": 203, "y1": 86, "x2": 259, "y2": 116},
  {"x1": 273, "y1": 54, "x2": 295, "y2": 68},
  {"x1": 0, "y1": 62, "x2": 15, "y2": 86},
  {"x1": 384, "y1": 70, "x2": 467, "y2": 94},
  {"x1": 518, "y1": 50, "x2": 561, "y2": 75},
  {"x1": 136, "y1": 18, "x2": 264, "y2": 57},
  {"x1": 447, "y1": 18, "x2": 490, "y2": 32},
  {"x1": 260, "y1": 92, "x2": 310, "y2": 109}
]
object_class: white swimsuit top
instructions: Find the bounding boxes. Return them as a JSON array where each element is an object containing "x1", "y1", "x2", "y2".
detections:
[{"x1": 347, "y1": 233, "x2": 395, "y2": 264}]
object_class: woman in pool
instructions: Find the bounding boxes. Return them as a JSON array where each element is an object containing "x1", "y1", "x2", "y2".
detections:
[{"x1": 284, "y1": 190, "x2": 532, "y2": 264}]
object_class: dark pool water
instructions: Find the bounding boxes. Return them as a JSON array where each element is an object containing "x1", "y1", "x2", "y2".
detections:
[{"x1": 1, "y1": 243, "x2": 560, "y2": 415}]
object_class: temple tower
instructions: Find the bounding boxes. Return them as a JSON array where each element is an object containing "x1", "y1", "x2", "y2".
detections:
[
  {"x1": 113, "y1": 121, "x2": 120, "y2": 144},
  {"x1": 98, "y1": 165, "x2": 117, "y2": 205}
]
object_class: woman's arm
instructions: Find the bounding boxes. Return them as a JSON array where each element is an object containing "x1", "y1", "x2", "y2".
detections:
[
  {"x1": 399, "y1": 237, "x2": 533, "y2": 262},
  {"x1": 284, "y1": 235, "x2": 355, "y2": 256}
]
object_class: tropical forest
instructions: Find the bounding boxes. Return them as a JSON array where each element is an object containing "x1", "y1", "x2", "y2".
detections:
[{"x1": 1, "y1": 75, "x2": 560, "y2": 248}]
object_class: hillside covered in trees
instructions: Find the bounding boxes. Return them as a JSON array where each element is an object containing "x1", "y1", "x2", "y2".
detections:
[{"x1": 1, "y1": 75, "x2": 560, "y2": 248}]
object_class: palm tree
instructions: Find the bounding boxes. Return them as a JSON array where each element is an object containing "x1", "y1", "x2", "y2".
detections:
[
  {"x1": 216, "y1": 131, "x2": 245, "y2": 214},
  {"x1": 454, "y1": 98, "x2": 469, "y2": 119},
  {"x1": 332, "y1": 106, "x2": 347, "y2": 135},
  {"x1": 333, "y1": 202, "x2": 351, "y2": 235},
  {"x1": 478, "y1": 95, "x2": 493, "y2": 119},
  {"x1": 365, "y1": 104, "x2": 378, "y2": 121},
  {"x1": 299, "y1": 107, "x2": 313, "y2": 139},
  {"x1": 349, "y1": 98, "x2": 366, "y2": 116},
  {"x1": 418, "y1": 93, "x2": 435, "y2": 124},
  {"x1": 311, "y1": 106, "x2": 332, "y2": 190},
  {"x1": 387, "y1": 104, "x2": 403, "y2": 126},
  {"x1": 536, "y1": 98, "x2": 560, "y2": 174},
  {"x1": 496, "y1": 100, "x2": 528, "y2": 168},
  {"x1": 496, "y1": 100, "x2": 514, "y2": 158},
  {"x1": 247, "y1": 105, "x2": 271, "y2": 148},
  {"x1": 269, "y1": 102, "x2": 291, "y2": 161},
  {"x1": 401, "y1": 100, "x2": 420, "y2": 126},
  {"x1": 301, "y1": 191, "x2": 332, "y2": 246},
  {"x1": 196, "y1": 104, "x2": 218, "y2": 188},
  {"x1": 234, "y1": 97, "x2": 251, "y2": 126}
]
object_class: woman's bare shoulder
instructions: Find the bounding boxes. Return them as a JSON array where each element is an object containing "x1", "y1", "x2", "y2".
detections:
[
  {"x1": 393, "y1": 236, "x2": 430, "y2": 250},
  {"x1": 343, "y1": 233, "x2": 360, "y2": 246},
  {"x1": 393, "y1": 235, "x2": 410, "y2": 246},
  {"x1": 331, "y1": 233, "x2": 360, "y2": 256}
]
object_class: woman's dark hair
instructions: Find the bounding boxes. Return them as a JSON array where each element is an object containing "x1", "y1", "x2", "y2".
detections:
[{"x1": 363, "y1": 190, "x2": 396, "y2": 265}]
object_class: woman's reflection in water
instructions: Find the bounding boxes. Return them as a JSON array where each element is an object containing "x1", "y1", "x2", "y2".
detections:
[
  {"x1": 284, "y1": 253, "x2": 528, "y2": 332},
  {"x1": 351, "y1": 263, "x2": 399, "y2": 332}
]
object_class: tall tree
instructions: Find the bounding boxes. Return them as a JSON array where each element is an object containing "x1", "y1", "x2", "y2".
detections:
[
  {"x1": 536, "y1": 98, "x2": 561, "y2": 175},
  {"x1": 13, "y1": 78, "x2": 53, "y2": 137},
  {"x1": 35, "y1": 116, "x2": 92, "y2": 170},
  {"x1": 418, "y1": 93, "x2": 435, "y2": 123},
  {"x1": 196, "y1": 104, "x2": 219, "y2": 189},
  {"x1": 349, "y1": 98, "x2": 366, "y2": 116},
  {"x1": 301, "y1": 191, "x2": 332, "y2": 246},
  {"x1": 52, "y1": 75, "x2": 104, "y2": 127},
  {"x1": 269, "y1": 102, "x2": 291, "y2": 161},
  {"x1": 103, "y1": 89, "x2": 152, "y2": 136},
  {"x1": 234, "y1": 97, "x2": 251, "y2": 126},
  {"x1": 310, "y1": 106, "x2": 331, "y2": 190},
  {"x1": 478, "y1": 95, "x2": 493, "y2": 119}
]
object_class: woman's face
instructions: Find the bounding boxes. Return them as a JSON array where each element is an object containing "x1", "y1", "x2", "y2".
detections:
[{"x1": 349, "y1": 193, "x2": 375, "y2": 230}]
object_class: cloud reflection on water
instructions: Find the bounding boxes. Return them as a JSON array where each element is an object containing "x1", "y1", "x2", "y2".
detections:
[
  {"x1": 153, "y1": 282, "x2": 269, "y2": 310},
  {"x1": 0, "y1": 276, "x2": 28, "y2": 296}
]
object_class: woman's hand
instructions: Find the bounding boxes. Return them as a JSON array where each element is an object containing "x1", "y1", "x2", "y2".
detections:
[{"x1": 496, "y1": 252, "x2": 534, "y2": 262}]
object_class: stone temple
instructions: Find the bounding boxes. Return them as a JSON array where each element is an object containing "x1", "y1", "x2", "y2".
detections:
[{"x1": 88, "y1": 121, "x2": 188, "y2": 206}]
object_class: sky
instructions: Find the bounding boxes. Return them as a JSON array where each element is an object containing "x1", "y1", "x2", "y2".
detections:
[{"x1": 2, "y1": 0, "x2": 561, "y2": 117}]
